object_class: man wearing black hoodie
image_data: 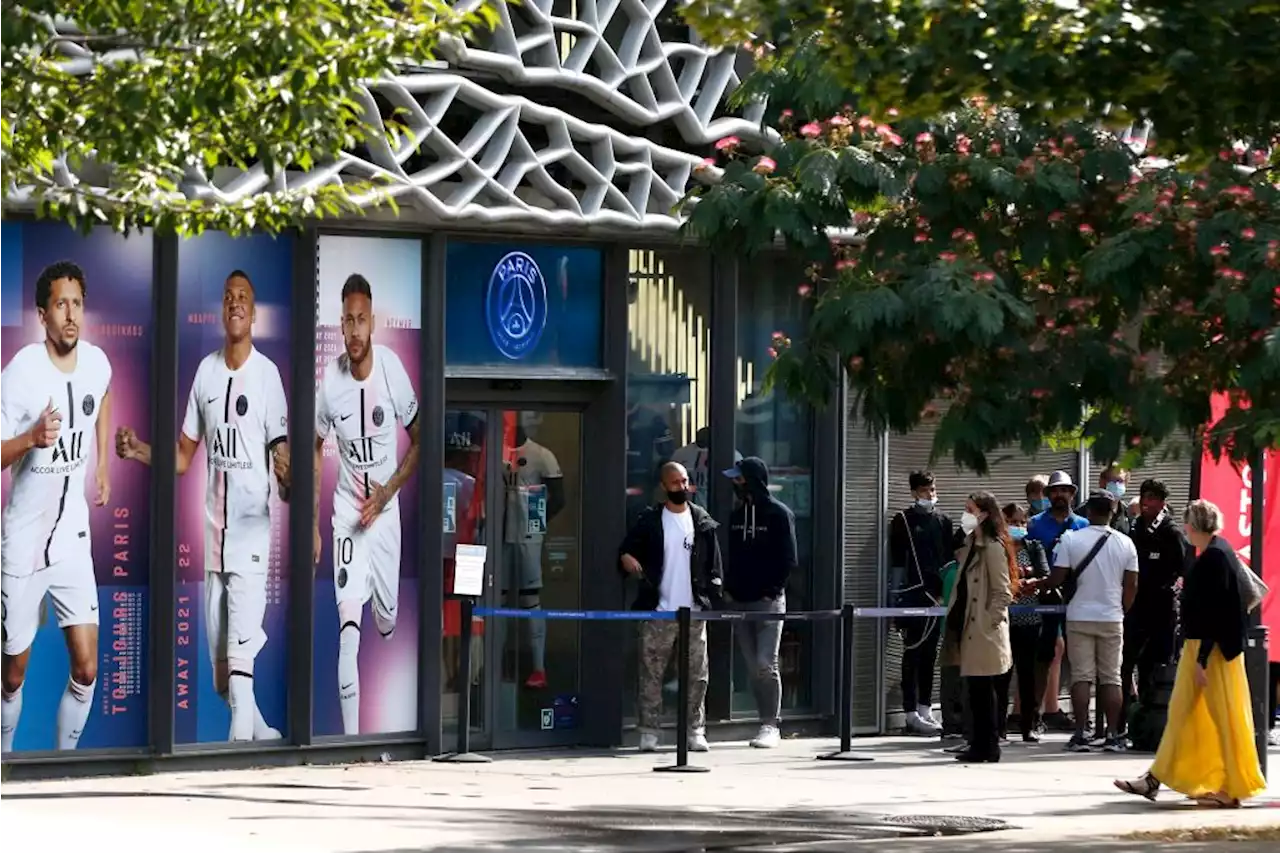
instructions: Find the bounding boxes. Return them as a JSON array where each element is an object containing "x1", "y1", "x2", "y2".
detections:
[
  {"x1": 1121, "y1": 478, "x2": 1195, "y2": 726},
  {"x1": 619, "y1": 461, "x2": 724, "y2": 753},
  {"x1": 723, "y1": 457, "x2": 798, "y2": 748}
]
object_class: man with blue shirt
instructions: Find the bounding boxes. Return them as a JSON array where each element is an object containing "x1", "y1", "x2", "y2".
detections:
[{"x1": 1026, "y1": 470, "x2": 1088, "y2": 731}]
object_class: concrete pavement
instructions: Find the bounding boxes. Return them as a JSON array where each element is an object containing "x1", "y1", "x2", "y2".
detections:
[{"x1": 2, "y1": 733, "x2": 1278, "y2": 852}]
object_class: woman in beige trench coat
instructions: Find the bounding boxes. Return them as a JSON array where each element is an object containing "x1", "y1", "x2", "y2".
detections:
[{"x1": 944, "y1": 491, "x2": 1016, "y2": 763}]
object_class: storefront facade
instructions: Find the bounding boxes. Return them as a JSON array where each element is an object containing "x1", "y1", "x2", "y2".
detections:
[{"x1": 0, "y1": 214, "x2": 847, "y2": 775}]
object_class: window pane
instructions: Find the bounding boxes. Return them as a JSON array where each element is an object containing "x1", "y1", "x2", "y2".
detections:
[
  {"x1": 622, "y1": 248, "x2": 713, "y2": 724},
  {"x1": 733, "y1": 258, "x2": 814, "y2": 715}
]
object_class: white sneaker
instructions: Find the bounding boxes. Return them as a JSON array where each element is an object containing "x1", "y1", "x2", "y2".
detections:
[
  {"x1": 905, "y1": 711, "x2": 942, "y2": 735},
  {"x1": 1268, "y1": 727, "x2": 1280, "y2": 748},
  {"x1": 750, "y1": 725, "x2": 781, "y2": 748},
  {"x1": 917, "y1": 705, "x2": 942, "y2": 728},
  {"x1": 638, "y1": 733, "x2": 660, "y2": 752},
  {"x1": 688, "y1": 732, "x2": 710, "y2": 752}
]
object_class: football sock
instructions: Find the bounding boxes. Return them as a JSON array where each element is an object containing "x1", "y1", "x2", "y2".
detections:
[
  {"x1": 338, "y1": 621, "x2": 361, "y2": 735},
  {"x1": 227, "y1": 665, "x2": 255, "y2": 742},
  {"x1": 57, "y1": 677, "x2": 95, "y2": 750},
  {"x1": 1, "y1": 684, "x2": 23, "y2": 752}
]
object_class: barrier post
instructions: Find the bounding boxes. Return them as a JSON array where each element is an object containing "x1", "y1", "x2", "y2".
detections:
[
  {"x1": 817, "y1": 603, "x2": 873, "y2": 762},
  {"x1": 433, "y1": 596, "x2": 491, "y2": 764},
  {"x1": 1245, "y1": 625, "x2": 1269, "y2": 779},
  {"x1": 655, "y1": 606, "x2": 709, "y2": 773}
]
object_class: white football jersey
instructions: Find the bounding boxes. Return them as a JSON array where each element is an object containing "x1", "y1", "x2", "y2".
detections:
[
  {"x1": 1, "y1": 342, "x2": 112, "y2": 577},
  {"x1": 503, "y1": 439, "x2": 562, "y2": 544},
  {"x1": 317, "y1": 345, "x2": 418, "y2": 530},
  {"x1": 181, "y1": 347, "x2": 288, "y2": 573}
]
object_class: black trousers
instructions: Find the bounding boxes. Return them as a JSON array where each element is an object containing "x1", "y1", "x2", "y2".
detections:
[
  {"x1": 900, "y1": 615, "x2": 942, "y2": 712},
  {"x1": 966, "y1": 675, "x2": 1000, "y2": 758},
  {"x1": 1009, "y1": 623, "x2": 1044, "y2": 735},
  {"x1": 1121, "y1": 612, "x2": 1177, "y2": 726}
]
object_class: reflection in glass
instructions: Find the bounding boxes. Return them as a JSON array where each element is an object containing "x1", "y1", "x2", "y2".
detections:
[
  {"x1": 443, "y1": 409, "x2": 488, "y2": 736},
  {"x1": 623, "y1": 248, "x2": 713, "y2": 723},
  {"x1": 733, "y1": 258, "x2": 815, "y2": 715},
  {"x1": 496, "y1": 410, "x2": 582, "y2": 735}
]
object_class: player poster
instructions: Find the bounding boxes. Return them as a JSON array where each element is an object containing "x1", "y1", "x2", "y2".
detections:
[
  {"x1": 312, "y1": 235, "x2": 422, "y2": 736},
  {"x1": 146, "y1": 232, "x2": 293, "y2": 744},
  {"x1": 1, "y1": 222, "x2": 152, "y2": 753}
]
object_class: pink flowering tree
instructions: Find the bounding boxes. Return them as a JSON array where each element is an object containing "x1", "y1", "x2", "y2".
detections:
[{"x1": 682, "y1": 95, "x2": 1280, "y2": 472}]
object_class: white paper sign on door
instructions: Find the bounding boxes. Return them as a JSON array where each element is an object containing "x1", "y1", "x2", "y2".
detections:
[{"x1": 453, "y1": 544, "x2": 487, "y2": 597}]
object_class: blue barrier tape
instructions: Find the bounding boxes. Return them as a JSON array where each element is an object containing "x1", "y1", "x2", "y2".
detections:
[
  {"x1": 854, "y1": 605, "x2": 1066, "y2": 618},
  {"x1": 694, "y1": 609, "x2": 842, "y2": 622},
  {"x1": 473, "y1": 607, "x2": 674, "y2": 621}
]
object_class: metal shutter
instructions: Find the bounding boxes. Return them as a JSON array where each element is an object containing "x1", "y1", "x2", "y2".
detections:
[
  {"x1": 1088, "y1": 439, "x2": 1195, "y2": 514},
  {"x1": 883, "y1": 424, "x2": 1079, "y2": 730},
  {"x1": 843, "y1": 406, "x2": 885, "y2": 732}
]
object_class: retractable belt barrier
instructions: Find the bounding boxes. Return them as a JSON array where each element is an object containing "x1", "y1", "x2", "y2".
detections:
[{"x1": 436, "y1": 603, "x2": 1070, "y2": 771}]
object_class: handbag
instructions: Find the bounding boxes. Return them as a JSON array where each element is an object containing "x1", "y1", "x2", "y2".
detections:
[{"x1": 1242, "y1": 566, "x2": 1270, "y2": 614}]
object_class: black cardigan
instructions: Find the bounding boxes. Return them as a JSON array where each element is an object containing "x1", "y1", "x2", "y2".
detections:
[{"x1": 1181, "y1": 536, "x2": 1248, "y2": 667}]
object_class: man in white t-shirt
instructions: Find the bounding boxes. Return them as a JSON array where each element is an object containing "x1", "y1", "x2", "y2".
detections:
[
  {"x1": 669, "y1": 427, "x2": 741, "y2": 508},
  {"x1": 501, "y1": 421, "x2": 564, "y2": 690},
  {"x1": 314, "y1": 274, "x2": 420, "y2": 735},
  {"x1": 619, "y1": 461, "x2": 723, "y2": 753},
  {"x1": 2, "y1": 261, "x2": 113, "y2": 752},
  {"x1": 1033, "y1": 490, "x2": 1138, "y2": 754},
  {"x1": 117, "y1": 270, "x2": 289, "y2": 742}
]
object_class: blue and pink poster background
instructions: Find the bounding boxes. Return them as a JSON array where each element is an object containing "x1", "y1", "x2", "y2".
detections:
[{"x1": 0, "y1": 222, "x2": 152, "y2": 751}]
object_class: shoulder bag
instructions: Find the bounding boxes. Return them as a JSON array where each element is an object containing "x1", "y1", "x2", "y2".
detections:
[{"x1": 1062, "y1": 528, "x2": 1112, "y2": 604}]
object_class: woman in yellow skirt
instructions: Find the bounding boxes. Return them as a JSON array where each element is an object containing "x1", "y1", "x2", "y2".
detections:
[{"x1": 1114, "y1": 499, "x2": 1266, "y2": 807}]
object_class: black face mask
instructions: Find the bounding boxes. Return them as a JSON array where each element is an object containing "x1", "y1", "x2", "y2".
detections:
[
  {"x1": 666, "y1": 489, "x2": 689, "y2": 505},
  {"x1": 733, "y1": 482, "x2": 749, "y2": 500}
]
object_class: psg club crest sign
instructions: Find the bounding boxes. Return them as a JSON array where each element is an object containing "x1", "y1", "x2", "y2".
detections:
[{"x1": 485, "y1": 251, "x2": 547, "y2": 360}]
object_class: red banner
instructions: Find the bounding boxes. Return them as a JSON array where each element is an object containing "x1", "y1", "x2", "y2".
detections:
[{"x1": 1198, "y1": 393, "x2": 1280, "y2": 661}]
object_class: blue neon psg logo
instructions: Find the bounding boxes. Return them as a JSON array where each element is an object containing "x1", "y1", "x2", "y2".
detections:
[{"x1": 485, "y1": 251, "x2": 547, "y2": 360}]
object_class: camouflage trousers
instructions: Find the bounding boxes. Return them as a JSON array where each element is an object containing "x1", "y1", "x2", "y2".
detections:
[{"x1": 637, "y1": 618, "x2": 708, "y2": 735}]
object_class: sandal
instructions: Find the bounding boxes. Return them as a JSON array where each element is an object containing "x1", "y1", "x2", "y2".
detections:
[
  {"x1": 1114, "y1": 773, "x2": 1160, "y2": 801},
  {"x1": 1192, "y1": 793, "x2": 1241, "y2": 808}
]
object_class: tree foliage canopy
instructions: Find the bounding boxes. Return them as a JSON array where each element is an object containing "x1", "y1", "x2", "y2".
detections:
[
  {"x1": 681, "y1": 45, "x2": 1280, "y2": 472},
  {"x1": 683, "y1": 0, "x2": 1280, "y2": 162},
  {"x1": 2, "y1": 1, "x2": 497, "y2": 234}
]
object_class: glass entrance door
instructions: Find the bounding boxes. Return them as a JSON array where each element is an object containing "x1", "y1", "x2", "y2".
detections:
[{"x1": 442, "y1": 407, "x2": 583, "y2": 749}]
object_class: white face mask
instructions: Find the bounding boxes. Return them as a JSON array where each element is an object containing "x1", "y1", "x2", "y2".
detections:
[
  {"x1": 916, "y1": 498, "x2": 936, "y2": 510},
  {"x1": 960, "y1": 511, "x2": 980, "y2": 534}
]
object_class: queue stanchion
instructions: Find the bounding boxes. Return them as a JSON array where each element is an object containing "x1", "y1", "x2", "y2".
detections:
[
  {"x1": 433, "y1": 595, "x2": 491, "y2": 764},
  {"x1": 655, "y1": 606, "x2": 709, "y2": 773},
  {"x1": 817, "y1": 603, "x2": 873, "y2": 762},
  {"x1": 1245, "y1": 625, "x2": 1269, "y2": 779}
]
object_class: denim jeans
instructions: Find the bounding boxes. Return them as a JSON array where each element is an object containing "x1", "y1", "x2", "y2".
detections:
[{"x1": 734, "y1": 594, "x2": 785, "y2": 726}]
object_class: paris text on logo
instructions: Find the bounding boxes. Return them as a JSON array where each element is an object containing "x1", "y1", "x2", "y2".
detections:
[{"x1": 485, "y1": 251, "x2": 547, "y2": 360}]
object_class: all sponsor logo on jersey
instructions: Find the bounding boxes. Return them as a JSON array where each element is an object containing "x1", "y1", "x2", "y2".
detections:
[
  {"x1": 211, "y1": 425, "x2": 253, "y2": 470},
  {"x1": 343, "y1": 436, "x2": 387, "y2": 470},
  {"x1": 32, "y1": 430, "x2": 88, "y2": 475},
  {"x1": 485, "y1": 251, "x2": 548, "y2": 360}
]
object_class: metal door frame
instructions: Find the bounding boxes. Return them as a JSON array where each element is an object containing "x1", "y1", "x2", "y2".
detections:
[{"x1": 445, "y1": 395, "x2": 592, "y2": 750}]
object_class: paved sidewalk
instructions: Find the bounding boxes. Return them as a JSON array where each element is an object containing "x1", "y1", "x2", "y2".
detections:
[{"x1": 3, "y1": 734, "x2": 1278, "y2": 852}]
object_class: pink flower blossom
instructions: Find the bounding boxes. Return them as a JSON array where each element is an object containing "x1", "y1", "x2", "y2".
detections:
[
  {"x1": 780, "y1": 109, "x2": 794, "y2": 119},
  {"x1": 829, "y1": 115, "x2": 851, "y2": 128},
  {"x1": 715, "y1": 136, "x2": 741, "y2": 151},
  {"x1": 753, "y1": 156, "x2": 777, "y2": 175},
  {"x1": 955, "y1": 134, "x2": 971, "y2": 155},
  {"x1": 1078, "y1": 223, "x2": 1094, "y2": 235},
  {"x1": 972, "y1": 270, "x2": 996, "y2": 283},
  {"x1": 694, "y1": 157, "x2": 716, "y2": 171},
  {"x1": 988, "y1": 141, "x2": 1002, "y2": 156},
  {"x1": 1048, "y1": 211, "x2": 1064, "y2": 223},
  {"x1": 915, "y1": 232, "x2": 929, "y2": 243},
  {"x1": 797, "y1": 283, "x2": 813, "y2": 297},
  {"x1": 800, "y1": 122, "x2": 822, "y2": 138},
  {"x1": 858, "y1": 116, "x2": 876, "y2": 131},
  {"x1": 887, "y1": 108, "x2": 900, "y2": 118},
  {"x1": 951, "y1": 227, "x2": 966, "y2": 240},
  {"x1": 939, "y1": 252, "x2": 958, "y2": 262},
  {"x1": 1210, "y1": 244, "x2": 1229, "y2": 257},
  {"x1": 766, "y1": 347, "x2": 778, "y2": 359},
  {"x1": 1242, "y1": 228, "x2": 1257, "y2": 240},
  {"x1": 915, "y1": 132, "x2": 934, "y2": 146}
]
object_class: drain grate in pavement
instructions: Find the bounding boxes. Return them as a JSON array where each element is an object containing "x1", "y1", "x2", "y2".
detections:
[{"x1": 875, "y1": 814, "x2": 1012, "y2": 835}]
